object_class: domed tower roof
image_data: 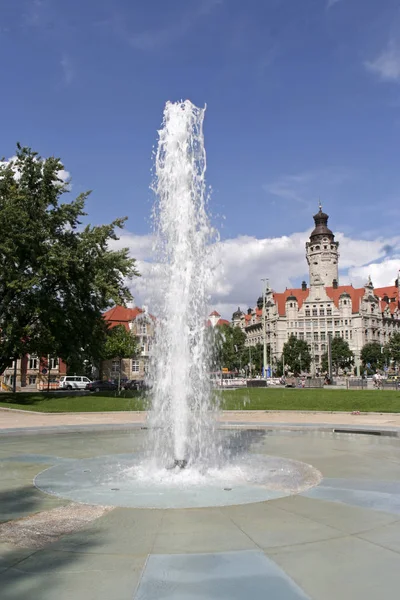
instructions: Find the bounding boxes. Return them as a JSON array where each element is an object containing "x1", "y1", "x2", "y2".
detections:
[
  {"x1": 286, "y1": 294, "x2": 297, "y2": 302},
  {"x1": 310, "y1": 206, "x2": 334, "y2": 242},
  {"x1": 232, "y1": 307, "x2": 243, "y2": 319},
  {"x1": 339, "y1": 291, "x2": 351, "y2": 299}
]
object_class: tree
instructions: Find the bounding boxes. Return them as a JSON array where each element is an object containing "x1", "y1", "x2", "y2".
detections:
[
  {"x1": 360, "y1": 342, "x2": 384, "y2": 373},
  {"x1": 282, "y1": 335, "x2": 311, "y2": 375},
  {"x1": 103, "y1": 325, "x2": 138, "y2": 391},
  {"x1": 0, "y1": 146, "x2": 139, "y2": 380},
  {"x1": 321, "y1": 337, "x2": 354, "y2": 374},
  {"x1": 386, "y1": 332, "x2": 400, "y2": 370},
  {"x1": 212, "y1": 324, "x2": 246, "y2": 372}
]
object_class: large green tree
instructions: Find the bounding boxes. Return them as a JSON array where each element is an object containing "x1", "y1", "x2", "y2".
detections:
[
  {"x1": 282, "y1": 335, "x2": 311, "y2": 375},
  {"x1": 321, "y1": 337, "x2": 354, "y2": 374},
  {"x1": 360, "y1": 342, "x2": 384, "y2": 372},
  {"x1": 103, "y1": 325, "x2": 138, "y2": 390},
  {"x1": 0, "y1": 146, "x2": 139, "y2": 378}
]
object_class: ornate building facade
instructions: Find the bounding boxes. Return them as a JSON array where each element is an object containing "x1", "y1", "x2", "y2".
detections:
[{"x1": 233, "y1": 207, "x2": 400, "y2": 375}]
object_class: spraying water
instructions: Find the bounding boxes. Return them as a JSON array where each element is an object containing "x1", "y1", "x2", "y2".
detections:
[{"x1": 148, "y1": 100, "x2": 219, "y2": 468}]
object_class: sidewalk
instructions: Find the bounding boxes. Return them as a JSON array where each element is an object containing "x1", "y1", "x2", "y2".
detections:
[{"x1": 1, "y1": 408, "x2": 400, "y2": 430}]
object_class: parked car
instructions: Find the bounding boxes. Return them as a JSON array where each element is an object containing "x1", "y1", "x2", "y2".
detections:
[
  {"x1": 59, "y1": 376, "x2": 92, "y2": 390},
  {"x1": 86, "y1": 380, "x2": 118, "y2": 392},
  {"x1": 122, "y1": 379, "x2": 146, "y2": 391}
]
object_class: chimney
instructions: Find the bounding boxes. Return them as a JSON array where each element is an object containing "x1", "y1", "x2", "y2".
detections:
[
  {"x1": 332, "y1": 279, "x2": 338, "y2": 289},
  {"x1": 301, "y1": 281, "x2": 307, "y2": 291}
]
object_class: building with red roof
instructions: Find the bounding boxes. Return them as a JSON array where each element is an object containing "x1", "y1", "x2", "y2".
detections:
[
  {"x1": 207, "y1": 310, "x2": 230, "y2": 328},
  {"x1": 102, "y1": 302, "x2": 156, "y2": 381},
  {"x1": 233, "y1": 207, "x2": 400, "y2": 375}
]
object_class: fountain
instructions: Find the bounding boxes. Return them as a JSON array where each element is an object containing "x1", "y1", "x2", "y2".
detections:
[
  {"x1": 34, "y1": 100, "x2": 322, "y2": 509},
  {"x1": 148, "y1": 100, "x2": 218, "y2": 470}
]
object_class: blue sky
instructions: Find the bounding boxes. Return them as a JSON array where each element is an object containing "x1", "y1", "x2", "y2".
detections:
[{"x1": 2, "y1": 0, "x2": 400, "y2": 314}]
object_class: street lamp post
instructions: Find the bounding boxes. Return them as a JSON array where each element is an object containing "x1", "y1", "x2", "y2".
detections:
[{"x1": 261, "y1": 278, "x2": 269, "y2": 381}]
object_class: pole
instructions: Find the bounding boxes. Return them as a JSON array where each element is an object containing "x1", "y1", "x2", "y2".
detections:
[
  {"x1": 327, "y1": 333, "x2": 333, "y2": 381},
  {"x1": 261, "y1": 278, "x2": 268, "y2": 380},
  {"x1": 12, "y1": 357, "x2": 17, "y2": 393},
  {"x1": 47, "y1": 356, "x2": 51, "y2": 393}
]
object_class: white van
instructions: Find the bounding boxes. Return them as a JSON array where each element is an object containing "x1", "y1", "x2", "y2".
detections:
[{"x1": 59, "y1": 376, "x2": 92, "y2": 390}]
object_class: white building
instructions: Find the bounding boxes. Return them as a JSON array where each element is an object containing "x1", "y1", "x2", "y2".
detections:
[{"x1": 234, "y1": 206, "x2": 400, "y2": 375}]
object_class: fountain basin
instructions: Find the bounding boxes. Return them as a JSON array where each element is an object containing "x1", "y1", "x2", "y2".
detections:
[{"x1": 34, "y1": 452, "x2": 321, "y2": 509}]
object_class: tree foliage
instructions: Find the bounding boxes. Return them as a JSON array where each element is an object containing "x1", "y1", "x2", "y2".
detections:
[
  {"x1": 321, "y1": 337, "x2": 354, "y2": 374},
  {"x1": 103, "y1": 325, "x2": 138, "y2": 361},
  {"x1": 282, "y1": 335, "x2": 311, "y2": 375},
  {"x1": 360, "y1": 342, "x2": 384, "y2": 372},
  {"x1": 212, "y1": 324, "x2": 246, "y2": 372},
  {"x1": 386, "y1": 332, "x2": 400, "y2": 368},
  {"x1": 0, "y1": 145, "x2": 139, "y2": 375}
]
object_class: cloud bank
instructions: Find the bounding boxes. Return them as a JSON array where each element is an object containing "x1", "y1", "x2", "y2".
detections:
[{"x1": 111, "y1": 228, "x2": 400, "y2": 319}]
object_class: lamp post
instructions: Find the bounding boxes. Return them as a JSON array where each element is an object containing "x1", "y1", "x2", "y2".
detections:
[{"x1": 261, "y1": 278, "x2": 269, "y2": 381}]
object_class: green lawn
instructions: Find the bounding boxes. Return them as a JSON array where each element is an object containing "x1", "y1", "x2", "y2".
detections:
[{"x1": 0, "y1": 387, "x2": 399, "y2": 413}]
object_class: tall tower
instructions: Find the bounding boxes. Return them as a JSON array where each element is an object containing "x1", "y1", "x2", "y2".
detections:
[{"x1": 306, "y1": 204, "x2": 339, "y2": 287}]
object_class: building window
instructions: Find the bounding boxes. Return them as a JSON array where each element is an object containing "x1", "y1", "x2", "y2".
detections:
[
  {"x1": 140, "y1": 323, "x2": 147, "y2": 335},
  {"x1": 345, "y1": 320, "x2": 348, "y2": 325},
  {"x1": 334, "y1": 320, "x2": 340, "y2": 326},
  {"x1": 327, "y1": 320, "x2": 333, "y2": 328},
  {"x1": 312, "y1": 309, "x2": 318, "y2": 316},
  {"x1": 305, "y1": 310, "x2": 310, "y2": 317},
  {"x1": 335, "y1": 331, "x2": 340, "y2": 337},
  {"x1": 28, "y1": 356, "x2": 38, "y2": 370},
  {"x1": 320, "y1": 332, "x2": 326, "y2": 341},
  {"x1": 345, "y1": 330, "x2": 349, "y2": 339},
  {"x1": 320, "y1": 309, "x2": 325, "y2": 316},
  {"x1": 327, "y1": 309, "x2": 332, "y2": 316},
  {"x1": 321, "y1": 344, "x2": 326, "y2": 353},
  {"x1": 111, "y1": 360, "x2": 120, "y2": 373},
  {"x1": 29, "y1": 375, "x2": 37, "y2": 385},
  {"x1": 49, "y1": 357, "x2": 58, "y2": 370},
  {"x1": 350, "y1": 331, "x2": 353, "y2": 340},
  {"x1": 306, "y1": 332, "x2": 311, "y2": 340},
  {"x1": 314, "y1": 332, "x2": 319, "y2": 341},
  {"x1": 299, "y1": 332, "x2": 304, "y2": 340},
  {"x1": 132, "y1": 360, "x2": 140, "y2": 373},
  {"x1": 313, "y1": 320, "x2": 318, "y2": 328}
]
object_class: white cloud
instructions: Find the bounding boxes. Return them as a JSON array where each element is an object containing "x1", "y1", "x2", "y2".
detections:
[
  {"x1": 0, "y1": 155, "x2": 70, "y2": 184},
  {"x1": 365, "y1": 40, "x2": 400, "y2": 82},
  {"x1": 111, "y1": 228, "x2": 400, "y2": 319},
  {"x1": 348, "y1": 258, "x2": 400, "y2": 288}
]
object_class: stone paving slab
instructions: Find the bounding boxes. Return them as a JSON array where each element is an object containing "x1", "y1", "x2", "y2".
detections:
[
  {"x1": 269, "y1": 535, "x2": 400, "y2": 600},
  {"x1": 134, "y1": 550, "x2": 310, "y2": 599}
]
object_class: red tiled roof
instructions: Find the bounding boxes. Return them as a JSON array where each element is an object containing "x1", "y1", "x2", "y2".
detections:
[
  {"x1": 325, "y1": 285, "x2": 365, "y2": 313},
  {"x1": 206, "y1": 317, "x2": 230, "y2": 327},
  {"x1": 273, "y1": 288, "x2": 310, "y2": 316},
  {"x1": 217, "y1": 318, "x2": 230, "y2": 326},
  {"x1": 209, "y1": 310, "x2": 221, "y2": 317},
  {"x1": 375, "y1": 285, "x2": 399, "y2": 315},
  {"x1": 103, "y1": 305, "x2": 155, "y2": 331}
]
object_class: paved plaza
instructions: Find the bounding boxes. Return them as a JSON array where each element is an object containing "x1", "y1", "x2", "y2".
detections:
[{"x1": 1, "y1": 410, "x2": 400, "y2": 599}]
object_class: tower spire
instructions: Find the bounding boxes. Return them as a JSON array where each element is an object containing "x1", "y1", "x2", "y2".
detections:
[{"x1": 318, "y1": 197, "x2": 322, "y2": 211}]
